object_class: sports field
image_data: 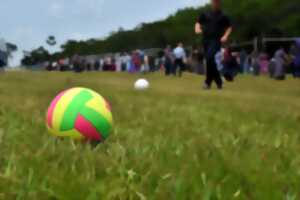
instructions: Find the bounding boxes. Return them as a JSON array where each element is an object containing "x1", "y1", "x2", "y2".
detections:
[{"x1": 0, "y1": 72, "x2": 300, "y2": 199}]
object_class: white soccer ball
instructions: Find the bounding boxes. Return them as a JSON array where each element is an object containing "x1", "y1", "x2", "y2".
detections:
[{"x1": 134, "y1": 79, "x2": 150, "y2": 90}]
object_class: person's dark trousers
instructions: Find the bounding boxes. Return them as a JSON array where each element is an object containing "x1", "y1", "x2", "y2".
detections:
[
  {"x1": 121, "y1": 63, "x2": 127, "y2": 71},
  {"x1": 174, "y1": 58, "x2": 185, "y2": 77},
  {"x1": 165, "y1": 61, "x2": 172, "y2": 76},
  {"x1": 203, "y1": 40, "x2": 223, "y2": 87},
  {"x1": 223, "y1": 60, "x2": 238, "y2": 82}
]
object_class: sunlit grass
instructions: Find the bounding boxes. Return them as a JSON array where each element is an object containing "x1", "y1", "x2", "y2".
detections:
[{"x1": 0, "y1": 72, "x2": 300, "y2": 199}]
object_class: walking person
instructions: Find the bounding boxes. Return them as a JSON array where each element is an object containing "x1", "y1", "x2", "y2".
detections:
[
  {"x1": 173, "y1": 42, "x2": 186, "y2": 77},
  {"x1": 195, "y1": 0, "x2": 232, "y2": 89}
]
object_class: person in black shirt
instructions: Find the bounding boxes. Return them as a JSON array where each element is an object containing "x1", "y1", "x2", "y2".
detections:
[{"x1": 195, "y1": 0, "x2": 232, "y2": 89}]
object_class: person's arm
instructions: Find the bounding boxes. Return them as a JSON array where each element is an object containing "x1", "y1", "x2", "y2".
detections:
[
  {"x1": 195, "y1": 13, "x2": 205, "y2": 34},
  {"x1": 195, "y1": 22, "x2": 202, "y2": 34},
  {"x1": 221, "y1": 27, "x2": 232, "y2": 43}
]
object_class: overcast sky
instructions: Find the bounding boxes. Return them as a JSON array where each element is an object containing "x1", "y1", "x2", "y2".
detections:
[{"x1": 0, "y1": 0, "x2": 208, "y2": 66}]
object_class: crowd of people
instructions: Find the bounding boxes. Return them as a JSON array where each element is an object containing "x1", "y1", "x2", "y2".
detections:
[
  {"x1": 218, "y1": 44, "x2": 300, "y2": 81},
  {"x1": 43, "y1": 44, "x2": 199, "y2": 76},
  {"x1": 41, "y1": 39, "x2": 300, "y2": 81},
  {"x1": 45, "y1": 49, "x2": 159, "y2": 73},
  {"x1": 160, "y1": 39, "x2": 300, "y2": 81},
  {"x1": 240, "y1": 40, "x2": 300, "y2": 80}
]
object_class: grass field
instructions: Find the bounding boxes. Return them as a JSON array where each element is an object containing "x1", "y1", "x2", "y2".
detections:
[{"x1": 0, "y1": 72, "x2": 300, "y2": 200}]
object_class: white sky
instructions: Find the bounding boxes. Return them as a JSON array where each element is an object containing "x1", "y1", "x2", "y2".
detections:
[{"x1": 0, "y1": 0, "x2": 208, "y2": 66}]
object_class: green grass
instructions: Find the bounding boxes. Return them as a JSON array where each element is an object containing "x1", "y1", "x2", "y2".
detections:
[{"x1": 0, "y1": 72, "x2": 300, "y2": 200}]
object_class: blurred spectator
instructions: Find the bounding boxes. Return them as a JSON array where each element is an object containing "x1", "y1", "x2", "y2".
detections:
[
  {"x1": 251, "y1": 51, "x2": 260, "y2": 76},
  {"x1": 270, "y1": 48, "x2": 287, "y2": 80},
  {"x1": 115, "y1": 55, "x2": 122, "y2": 72},
  {"x1": 191, "y1": 45, "x2": 205, "y2": 75},
  {"x1": 103, "y1": 57, "x2": 109, "y2": 71},
  {"x1": 59, "y1": 58, "x2": 70, "y2": 71},
  {"x1": 123, "y1": 53, "x2": 131, "y2": 72},
  {"x1": 222, "y1": 48, "x2": 239, "y2": 82},
  {"x1": 45, "y1": 61, "x2": 52, "y2": 71},
  {"x1": 215, "y1": 48, "x2": 224, "y2": 72},
  {"x1": 52, "y1": 62, "x2": 59, "y2": 71},
  {"x1": 119, "y1": 53, "x2": 127, "y2": 71},
  {"x1": 130, "y1": 50, "x2": 141, "y2": 73},
  {"x1": 58, "y1": 58, "x2": 64, "y2": 71},
  {"x1": 164, "y1": 45, "x2": 174, "y2": 76},
  {"x1": 244, "y1": 54, "x2": 252, "y2": 74},
  {"x1": 148, "y1": 55, "x2": 156, "y2": 72},
  {"x1": 86, "y1": 62, "x2": 92, "y2": 71},
  {"x1": 173, "y1": 42, "x2": 186, "y2": 77},
  {"x1": 289, "y1": 44, "x2": 297, "y2": 57},
  {"x1": 100, "y1": 58, "x2": 104, "y2": 71},
  {"x1": 72, "y1": 55, "x2": 83, "y2": 72},
  {"x1": 293, "y1": 39, "x2": 300, "y2": 78},
  {"x1": 258, "y1": 53, "x2": 269, "y2": 74},
  {"x1": 139, "y1": 50, "x2": 146, "y2": 72},
  {"x1": 142, "y1": 54, "x2": 150, "y2": 73},
  {"x1": 240, "y1": 49, "x2": 248, "y2": 73},
  {"x1": 94, "y1": 59, "x2": 101, "y2": 71},
  {"x1": 81, "y1": 58, "x2": 87, "y2": 71},
  {"x1": 103, "y1": 57, "x2": 116, "y2": 71}
]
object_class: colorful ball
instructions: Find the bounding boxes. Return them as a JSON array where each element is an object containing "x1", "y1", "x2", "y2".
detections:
[{"x1": 46, "y1": 88, "x2": 113, "y2": 142}]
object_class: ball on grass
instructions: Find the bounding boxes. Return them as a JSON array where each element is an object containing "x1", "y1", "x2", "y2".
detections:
[
  {"x1": 134, "y1": 79, "x2": 150, "y2": 90},
  {"x1": 46, "y1": 88, "x2": 113, "y2": 142}
]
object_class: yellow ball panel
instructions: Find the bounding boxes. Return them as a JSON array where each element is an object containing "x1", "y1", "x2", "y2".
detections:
[
  {"x1": 85, "y1": 98, "x2": 113, "y2": 125},
  {"x1": 47, "y1": 125, "x2": 84, "y2": 140},
  {"x1": 52, "y1": 88, "x2": 82, "y2": 131}
]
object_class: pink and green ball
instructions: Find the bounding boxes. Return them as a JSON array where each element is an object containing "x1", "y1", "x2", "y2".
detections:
[{"x1": 46, "y1": 88, "x2": 113, "y2": 142}]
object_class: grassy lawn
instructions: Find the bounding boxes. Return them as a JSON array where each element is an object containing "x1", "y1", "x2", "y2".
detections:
[{"x1": 0, "y1": 71, "x2": 300, "y2": 200}]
